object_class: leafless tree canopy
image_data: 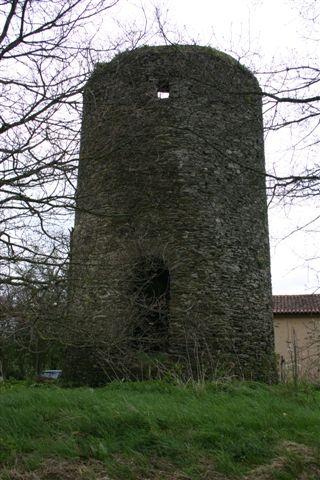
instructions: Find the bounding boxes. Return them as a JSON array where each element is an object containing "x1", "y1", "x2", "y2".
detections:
[
  {"x1": 0, "y1": 0, "x2": 121, "y2": 286},
  {"x1": 256, "y1": 0, "x2": 320, "y2": 201}
]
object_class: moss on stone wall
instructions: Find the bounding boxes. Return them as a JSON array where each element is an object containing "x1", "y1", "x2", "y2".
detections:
[
  {"x1": 91, "y1": 45, "x2": 256, "y2": 80},
  {"x1": 65, "y1": 45, "x2": 276, "y2": 385}
]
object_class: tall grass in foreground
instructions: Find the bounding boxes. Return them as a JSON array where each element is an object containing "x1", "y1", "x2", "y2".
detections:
[{"x1": 0, "y1": 381, "x2": 320, "y2": 479}]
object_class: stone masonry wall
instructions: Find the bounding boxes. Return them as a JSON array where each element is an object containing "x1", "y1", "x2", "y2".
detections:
[{"x1": 64, "y1": 45, "x2": 276, "y2": 385}]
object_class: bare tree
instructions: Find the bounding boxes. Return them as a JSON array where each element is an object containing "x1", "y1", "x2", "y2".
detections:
[
  {"x1": 260, "y1": 66, "x2": 320, "y2": 201},
  {"x1": 0, "y1": 257, "x2": 67, "y2": 378},
  {"x1": 0, "y1": 0, "x2": 124, "y2": 286},
  {"x1": 254, "y1": 0, "x2": 320, "y2": 201}
]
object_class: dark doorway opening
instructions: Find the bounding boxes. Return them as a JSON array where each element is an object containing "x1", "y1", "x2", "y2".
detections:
[{"x1": 132, "y1": 256, "x2": 170, "y2": 351}]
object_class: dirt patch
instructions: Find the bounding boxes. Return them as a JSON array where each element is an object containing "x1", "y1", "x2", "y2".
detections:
[
  {"x1": 0, "y1": 459, "x2": 110, "y2": 480},
  {"x1": 244, "y1": 441, "x2": 320, "y2": 480},
  {"x1": 0, "y1": 456, "x2": 226, "y2": 480},
  {"x1": 109, "y1": 455, "x2": 195, "y2": 480},
  {"x1": 1, "y1": 443, "x2": 319, "y2": 480}
]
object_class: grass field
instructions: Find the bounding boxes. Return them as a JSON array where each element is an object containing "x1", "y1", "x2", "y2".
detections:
[{"x1": 0, "y1": 380, "x2": 320, "y2": 479}]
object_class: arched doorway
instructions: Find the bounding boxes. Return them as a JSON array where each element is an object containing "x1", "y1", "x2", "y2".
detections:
[{"x1": 132, "y1": 256, "x2": 170, "y2": 351}]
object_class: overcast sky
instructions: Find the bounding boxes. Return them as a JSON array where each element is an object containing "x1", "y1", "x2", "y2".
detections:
[{"x1": 101, "y1": 0, "x2": 320, "y2": 294}]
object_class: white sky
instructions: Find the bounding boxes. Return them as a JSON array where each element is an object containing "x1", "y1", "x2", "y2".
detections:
[{"x1": 100, "y1": 0, "x2": 320, "y2": 294}]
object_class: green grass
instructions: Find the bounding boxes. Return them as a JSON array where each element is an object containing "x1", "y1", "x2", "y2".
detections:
[{"x1": 0, "y1": 381, "x2": 320, "y2": 479}]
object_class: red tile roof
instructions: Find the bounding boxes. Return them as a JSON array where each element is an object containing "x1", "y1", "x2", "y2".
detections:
[{"x1": 273, "y1": 295, "x2": 320, "y2": 314}]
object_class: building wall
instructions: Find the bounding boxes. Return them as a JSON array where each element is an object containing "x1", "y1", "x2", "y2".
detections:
[
  {"x1": 65, "y1": 45, "x2": 275, "y2": 385},
  {"x1": 274, "y1": 314, "x2": 320, "y2": 380}
]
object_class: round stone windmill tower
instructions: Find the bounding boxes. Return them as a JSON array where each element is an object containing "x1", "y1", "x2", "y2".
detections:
[{"x1": 64, "y1": 45, "x2": 275, "y2": 385}]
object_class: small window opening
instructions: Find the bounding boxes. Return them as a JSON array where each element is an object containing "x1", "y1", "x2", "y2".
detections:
[
  {"x1": 157, "y1": 90, "x2": 170, "y2": 99},
  {"x1": 132, "y1": 256, "x2": 170, "y2": 351},
  {"x1": 157, "y1": 80, "x2": 170, "y2": 100}
]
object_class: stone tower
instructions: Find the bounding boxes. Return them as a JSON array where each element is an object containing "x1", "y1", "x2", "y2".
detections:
[{"x1": 64, "y1": 45, "x2": 275, "y2": 385}]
